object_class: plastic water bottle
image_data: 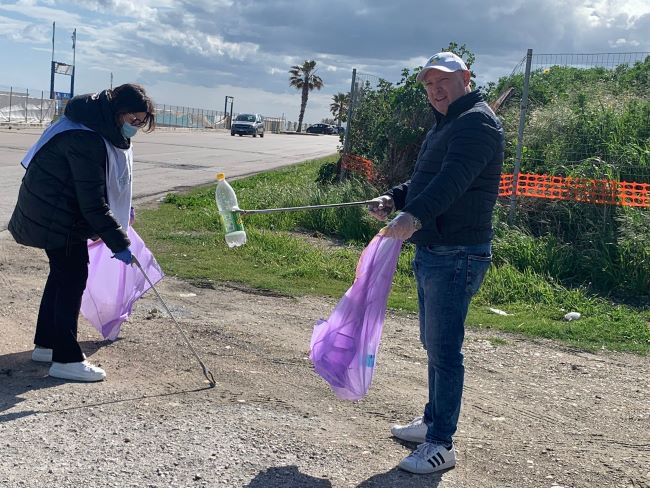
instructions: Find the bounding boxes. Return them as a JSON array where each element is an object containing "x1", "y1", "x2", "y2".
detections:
[{"x1": 215, "y1": 173, "x2": 247, "y2": 247}]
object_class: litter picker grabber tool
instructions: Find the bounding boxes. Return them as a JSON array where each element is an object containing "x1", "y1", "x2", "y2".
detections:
[
  {"x1": 238, "y1": 199, "x2": 377, "y2": 215},
  {"x1": 131, "y1": 255, "x2": 217, "y2": 388}
]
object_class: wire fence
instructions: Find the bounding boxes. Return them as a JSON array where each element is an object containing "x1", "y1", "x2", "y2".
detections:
[
  {"x1": 0, "y1": 84, "x2": 295, "y2": 132},
  {"x1": 0, "y1": 85, "x2": 56, "y2": 125},
  {"x1": 341, "y1": 70, "x2": 383, "y2": 178},
  {"x1": 338, "y1": 51, "x2": 650, "y2": 299},
  {"x1": 154, "y1": 105, "x2": 287, "y2": 133},
  {"x1": 341, "y1": 50, "x2": 650, "y2": 209},
  {"x1": 155, "y1": 105, "x2": 228, "y2": 129},
  {"x1": 504, "y1": 51, "x2": 650, "y2": 184}
]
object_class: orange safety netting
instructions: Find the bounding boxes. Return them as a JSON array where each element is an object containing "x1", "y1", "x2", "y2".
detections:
[
  {"x1": 500, "y1": 173, "x2": 650, "y2": 208},
  {"x1": 345, "y1": 154, "x2": 650, "y2": 208}
]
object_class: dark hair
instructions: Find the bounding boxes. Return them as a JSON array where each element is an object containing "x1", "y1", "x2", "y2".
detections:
[{"x1": 110, "y1": 83, "x2": 156, "y2": 132}]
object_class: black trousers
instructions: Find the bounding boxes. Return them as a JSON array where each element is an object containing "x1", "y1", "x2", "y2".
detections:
[{"x1": 34, "y1": 241, "x2": 88, "y2": 363}]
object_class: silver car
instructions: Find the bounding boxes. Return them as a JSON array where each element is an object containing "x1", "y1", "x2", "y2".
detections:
[{"x1": 231, "y1": 113, "x2": 265, "y2": 137}]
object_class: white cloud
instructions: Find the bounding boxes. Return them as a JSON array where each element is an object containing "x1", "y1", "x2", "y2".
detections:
[
  {"x1": 72, "y1": 0, "x2": 165, "y2": 19},
  {"x1": 0, "y1": 3, "x2": 81, "y2": 24},
  {"x1": 609, "y1": 37, "x2": 641, "y2": 48},
  {"x1": 576, "y1": 0, "x2": 650, "y2": 28},
  {"x1": 0, "y1": 0, "x2": 648, "y2": 122}
]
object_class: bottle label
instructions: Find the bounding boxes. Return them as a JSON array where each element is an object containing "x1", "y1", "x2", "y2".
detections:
[{"x1": 220, "y1": 211, "x2": 244, "y2": 234}]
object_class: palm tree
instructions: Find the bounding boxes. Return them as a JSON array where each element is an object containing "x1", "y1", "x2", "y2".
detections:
[
  {"x1": 289, "y1": 60, "x2": 323, "y2": 132},
  {"x1": 330, "y1": 92, "x2": 349, "y2": 129}
]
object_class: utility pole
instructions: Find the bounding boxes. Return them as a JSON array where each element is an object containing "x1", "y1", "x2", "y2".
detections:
[
  {"x1": 110, "y1": 72, "x2": 113, "y2": 89},
  {"x1": 70, "y1": 29, "x2": 76, "y2": 97},
  {"x1": 508, "y1": 48, "x2": 533, "y2": 224},
  {"x1": 49, "y1": 22, "x2": 55, "y2": 100}
]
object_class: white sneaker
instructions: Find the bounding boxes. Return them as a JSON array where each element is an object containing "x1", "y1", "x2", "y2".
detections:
[
  {"x1": 390, "y1": 416, "x2": 428, "y2": 443},
  {"x1": 32, "y1": 347, "x2": 53, "y2": 363},
  {"x1": 398, "y1": 442, "x2": 456, "y2": 474},
  {"x1": 49, "y1": 361, "x2": 106, "y2": 382}
]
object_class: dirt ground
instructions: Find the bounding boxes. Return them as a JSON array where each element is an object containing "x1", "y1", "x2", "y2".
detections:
[{"x1": 1, "y1": 229, "x2": 649, "y2": 488}]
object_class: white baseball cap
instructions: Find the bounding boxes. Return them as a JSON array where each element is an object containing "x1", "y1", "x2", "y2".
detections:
[{"x1": 416, "y1": 52, "x2": 468, "y2": 82}]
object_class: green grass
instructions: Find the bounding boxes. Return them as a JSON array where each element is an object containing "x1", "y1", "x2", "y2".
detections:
[{"x1": 135, "y1": 156, "x2": 650, "y2": 354}]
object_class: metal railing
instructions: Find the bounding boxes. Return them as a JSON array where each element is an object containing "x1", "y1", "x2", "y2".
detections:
[
  {"x1": 0, "y1": 84, "x2": 298, "y2": 133},
  {"x1": 0, "y1": 86, "x2": 56, "y2": 125}
]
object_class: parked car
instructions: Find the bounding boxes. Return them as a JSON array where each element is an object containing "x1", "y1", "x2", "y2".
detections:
[
  {"x1": 231, "y1": 113, "x2": 265, "y2": 137},
  {"x1": 306, "y1": 123, "x2": 336, "y2": 135}
]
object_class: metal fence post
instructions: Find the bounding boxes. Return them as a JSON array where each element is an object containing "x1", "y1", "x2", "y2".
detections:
[
  {"x1": 8, "y1": 86, "x2": 12, "y2": 123},
  {"x1": 508, "y1": 48, "x2": 533, "y2": 224},
  {"x1": 339, "y1": 68, "x2": 357, "y2": 181}
]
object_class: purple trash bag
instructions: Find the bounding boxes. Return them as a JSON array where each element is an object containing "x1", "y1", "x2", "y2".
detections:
[
  {"x1": 80, "y1": 226, "x2": 164, "y2": 340},
  {"x1": 310, "y1": 233, "x2": 402, "y2": 400}
]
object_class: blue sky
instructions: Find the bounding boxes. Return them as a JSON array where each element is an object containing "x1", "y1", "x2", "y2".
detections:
[{"x1": 0, "y1": 0, "x2": 648, "y2": 124}]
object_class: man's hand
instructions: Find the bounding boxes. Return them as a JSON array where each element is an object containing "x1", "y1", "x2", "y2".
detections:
[
  {"x1": 381, "y1": 212, "x2": 421, "y2": 240},
  {"x1": 367, "y1": 195, "x2": 394, "y2": 221},
  {"x1": 113, "y1": 248, "x2": 133, "y2": 265},
  {"x1": 129, "y1": 206, "x2": 136, "y2": 225}
]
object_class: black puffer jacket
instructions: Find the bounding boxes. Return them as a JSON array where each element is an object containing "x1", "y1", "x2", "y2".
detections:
[
  {"x1": 8, "y1": 91, "x2": 131, "y2": 253},
  {"x1": 387, "y1": 90, "x2": 504, "y2": 246}
]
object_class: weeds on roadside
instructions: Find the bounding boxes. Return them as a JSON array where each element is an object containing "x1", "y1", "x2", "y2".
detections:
[{"x1": 136, "y1": 156, "x2": 650, "y2": 354}]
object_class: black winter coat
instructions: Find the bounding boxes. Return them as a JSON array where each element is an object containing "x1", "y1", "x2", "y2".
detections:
[
  {"x1": 8, "y1": 91, "x2": 131, "y2": 253},
  {"x1": 387, "y1": 90, "x2": 504, "y2": 246}
]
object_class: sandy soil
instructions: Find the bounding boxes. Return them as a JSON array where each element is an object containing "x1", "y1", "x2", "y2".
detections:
[{"x1": 1, "y1": 230, "x2": 649, "y2": 488}]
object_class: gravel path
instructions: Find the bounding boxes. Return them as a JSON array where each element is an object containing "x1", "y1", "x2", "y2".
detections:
[{"x1": 1, "y1": 234, "x2": 649, "y2": 488}]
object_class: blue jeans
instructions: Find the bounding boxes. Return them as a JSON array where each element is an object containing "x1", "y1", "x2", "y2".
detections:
[{"x1": 413, "y1": 242, "x2": 492, "y2": 445}]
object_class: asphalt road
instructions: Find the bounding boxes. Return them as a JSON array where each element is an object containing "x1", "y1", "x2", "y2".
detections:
[{"x1": 0, "y1": 127, "x2": 340, "y2": 230}]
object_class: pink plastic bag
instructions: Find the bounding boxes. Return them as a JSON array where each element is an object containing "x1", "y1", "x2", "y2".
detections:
[
  {"x1": 80, "y1": 227, "x2": 164, "y2": 340},
  {"x1": 310, "y1": 234, "x2": 402, "y2": 400}
]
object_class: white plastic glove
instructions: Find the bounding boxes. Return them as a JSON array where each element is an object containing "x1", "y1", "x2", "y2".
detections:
[
  {"x1": 381, "y1": 212, "x2": 421, "y2": 240},
  {"x1": 367, "y1": 195, "x2": 395, "y2": 221}
]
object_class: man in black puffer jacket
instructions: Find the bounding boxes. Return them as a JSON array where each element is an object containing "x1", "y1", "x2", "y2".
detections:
[
  {"x1": 368, "y1": 52, "x2": 504, "y2": 474},
  {"x1": 8, "y1": 83, "x2": 155, "y2": 382}
]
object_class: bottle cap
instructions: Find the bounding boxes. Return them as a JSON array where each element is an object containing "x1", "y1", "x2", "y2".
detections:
[{"x1": 216, "y1": 172, "x2": 225, "y2": 181}]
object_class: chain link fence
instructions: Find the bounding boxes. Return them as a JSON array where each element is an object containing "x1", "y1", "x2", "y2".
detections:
[
  {"x1": 342, "y1": 70, "x2": 381, "y2": 154},
  {"x1": 341, "y1": 70, "x2": 394, "y2": 182},
  {"x1": 338, "y1": 51, "x2": 650, "y2": 298},
  {"x1": 340, "y1": 51, "x2": 650, "y2": 196},
  {"x1": 500, "y1": 50, "x2": 650, "y2": 221},
  {"x1": 504, "y1": 50, "x2": 650, "y2": 184}
]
